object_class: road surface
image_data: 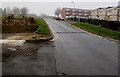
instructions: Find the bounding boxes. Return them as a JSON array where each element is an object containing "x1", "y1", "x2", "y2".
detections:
[
  {"x1": 44, "y1": 18, "x2": 118, "y2": 75},
  {"x1": 2, "y1": 18, "x2": 118, "y2": 75}
]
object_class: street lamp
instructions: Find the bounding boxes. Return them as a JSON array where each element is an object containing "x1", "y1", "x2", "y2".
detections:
[
  {"x1": 71, "y1": 2, "x2": 75, "y2": 9},
  {"x1": 71, "y1": 2, "x2": 76, "y2": 21}
]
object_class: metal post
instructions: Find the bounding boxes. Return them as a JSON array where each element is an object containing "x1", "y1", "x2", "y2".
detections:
[{"x1": 72, "y1": 2, "x2": 76, "y2": 21}]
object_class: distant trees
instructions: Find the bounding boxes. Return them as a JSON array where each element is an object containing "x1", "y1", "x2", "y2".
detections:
[
  {"x1": 28, "y1": 13, "x2": 37, "y2": 18},
  {"x1": 12, "y1": 7, "x2": 20, "y2": 16},
  {"x1": 40, "y1": 13, "x2": 49, "y2": 18},
  {"x1": 20, "y1": 7, "x2": 29, "y2": 16},
  {"x1": 6, "y1": 7, "x2": 11, "y2": 15},
  {"x1": 0, "y1": 8, "x2": 2, "y2": 18},
  {"x1": 55, "y1": 7, "x2": 61, "y2": 17},
  {"x1": 3, "y1": 8, "x2": 7, "y2": 16},
  {"x1": 1, "y1": 7, "x2": 30, "y2": 17}
]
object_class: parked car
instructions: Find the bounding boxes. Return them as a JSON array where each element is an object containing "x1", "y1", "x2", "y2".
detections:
[{"x1": 55, "y1": 17, "x2": 64, "y2": 21}]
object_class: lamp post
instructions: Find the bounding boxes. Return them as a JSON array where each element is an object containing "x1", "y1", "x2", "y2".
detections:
[
  {"x1": 72, "y1": 2, "x2": 75, "y2": 9},
  {"x1": 71, "y1": 2, "x2": 76, "y2": 21}
]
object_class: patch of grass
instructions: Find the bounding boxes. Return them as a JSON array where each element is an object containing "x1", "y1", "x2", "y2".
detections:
[
  {"x1": 72, "y1": 23, "x2": 120, "y2": 40},
  {"x1": 36, "y1": 18, "x2": 51, "y2": 36}
]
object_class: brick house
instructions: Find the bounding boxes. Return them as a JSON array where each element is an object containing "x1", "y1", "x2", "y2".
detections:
[{"x1": 60, "y1": 7, "x2": 91, "y2": 19}]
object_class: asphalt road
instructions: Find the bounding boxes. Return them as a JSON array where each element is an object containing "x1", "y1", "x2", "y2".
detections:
[
  {"x1": 44, "y1": 18, "x2": 118, "y2": 75},
  {"x1": 2, "y1": 18, "x2": 119, "y2": 75}
]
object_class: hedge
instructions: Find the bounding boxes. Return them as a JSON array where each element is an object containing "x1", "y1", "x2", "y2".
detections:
[{"x1": 68, "y1": 17, "x2": 120, "y2": 31}]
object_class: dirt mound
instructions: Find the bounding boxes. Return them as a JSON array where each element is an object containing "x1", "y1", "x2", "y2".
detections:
[
  {"x1": 2, "y1": 16, "x2": 38, "y2": 33},
  {"x1": 2, "y1": 25, "x2": 38, "y2": 33}
]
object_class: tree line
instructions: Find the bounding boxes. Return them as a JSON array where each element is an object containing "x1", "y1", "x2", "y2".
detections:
[{"x1": 0, "y1": 7, "x2": 37, "y2": 18}]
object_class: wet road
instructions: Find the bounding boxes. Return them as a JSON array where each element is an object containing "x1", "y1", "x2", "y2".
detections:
[
  {"x1": 45, "y1": 18, "x2": 118, "y2": 75},
  {"x1": 2, "y1": 42, "x2": 57, "y2": 75},
  {"x1": 2, "y1": 18, "x2": 118, "y2": 75}
]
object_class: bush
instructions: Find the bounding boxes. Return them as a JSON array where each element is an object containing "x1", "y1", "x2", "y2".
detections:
[
  {"x1": 108, "y1": 21, "x2": 119, "y2": 31},
  {"x1": 70, "y1": 17, "x2": 120, "y2": 32},
  {"x1": 101, "y1": 20, "x2": 108, "y2": 28},
  {"x1": 92, "y1": 19, "x2": 101, "y2": 25}
]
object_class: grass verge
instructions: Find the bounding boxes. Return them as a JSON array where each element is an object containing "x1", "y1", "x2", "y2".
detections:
[
  {"x1": 72, "y1": 23, "x2": 120, "y2": 40},
  {"x1": 36, "y1": 18, "x2": 51, "y2": 36}
]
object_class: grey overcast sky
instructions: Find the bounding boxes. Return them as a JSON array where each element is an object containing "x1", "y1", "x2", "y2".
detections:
[{"x1": 1, "y1": 1, "x2": 119, "y2": 16}]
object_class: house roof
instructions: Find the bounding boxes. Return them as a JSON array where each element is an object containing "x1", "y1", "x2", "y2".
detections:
[
  {"x1": 106, "y1": 6, "x2": 118, "y2": 11},
  {"x1": 62, "y1": 7, "x2": 91, "y2": 11}
]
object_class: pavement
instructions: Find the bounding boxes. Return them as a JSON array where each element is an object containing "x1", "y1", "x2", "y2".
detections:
[
  {"x1": 44, "y1": 18, "x2": 118, "y2": 75},
  {"x1": 2, "y1": 18, "x2": 119, "y2": 75}
]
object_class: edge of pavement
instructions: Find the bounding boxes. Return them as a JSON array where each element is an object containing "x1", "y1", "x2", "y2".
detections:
[
  {"x1": 45, "y1": 19, "x2": 58, "y2": 42},
  {"x1": 69, "y1": 24, "x2": 119, "y2": 42},
  {"x1": 26, "y1": 18, "x2": 58, "y2": 42}
]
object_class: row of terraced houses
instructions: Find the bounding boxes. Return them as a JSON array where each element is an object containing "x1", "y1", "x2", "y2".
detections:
[
  {"x1": 60, "y1": 1, "x2": 120, "y2": 22},
  {"x1": 60, "y1": 8, "x2": 91, "y2": 19},
  {"x1": 91, "y1": 6, "x2": 120, "y2": 21}
]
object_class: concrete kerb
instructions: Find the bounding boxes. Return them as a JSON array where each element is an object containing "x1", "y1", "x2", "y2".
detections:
[
  {"x1": 45, "y1": 20, "x2": 58, "y2": 42},
  {"x1": 26, "y1": 36, "x2": 53, "y2": 42},
  {"x1": 69, "y1": 24, "x2": 119, "y2": 42},
  {"x1": 26, "y1": 21, "x2": 55, "y2": 42}
]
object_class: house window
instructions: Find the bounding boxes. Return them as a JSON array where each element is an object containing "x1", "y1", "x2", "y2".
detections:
[
  {"x1": 78, "y1": 13, "x2": 81, "y2": 15},
  {"x1": 66, "y1": 13, "x2": 69, "y2": 15},
  {"x1": 84, "y1": 14, "x2": 88, "y2": 16},
  {"x1": 84, "y1": 10, "x2": 87, "y2": 12},
  {"x1": 72, "y1": 9, "x2": 75, "y2": 12},
  {"x1": 72, "y1": 13, "x2": 75, "y2": 15},
  {"x1": 99, "y1": 11, "x2": 102, "y2": 14},
  {"x1": 78, "y1": 10, "x2": 82, "y2": 12},
  {"x1": 108, "y1": 10, "x2": 112, "y2": 13},
  {"x1": 66, "y1": 9, "x2": 71, "y2": 11}
]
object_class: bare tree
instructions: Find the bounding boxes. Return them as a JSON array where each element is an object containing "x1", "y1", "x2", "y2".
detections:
[
  {"x1": 20, "y1": 7, "x2": 29, "y2": 16},
  {"x1": 0, "y1": 8, "x2": 2, "y2": 18},
  {"x1": 6, "y1": 7, "x2": 12, "y2": 15},
  {"x1": 55, "y1": 7, "x2": 61, "y2": 17},
  {"x1": 3, "y1": 8, "x2": 6, "y2": 16},
  {"x1": 12, "y1": 7, "x2": 20, "y2": 16}
]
